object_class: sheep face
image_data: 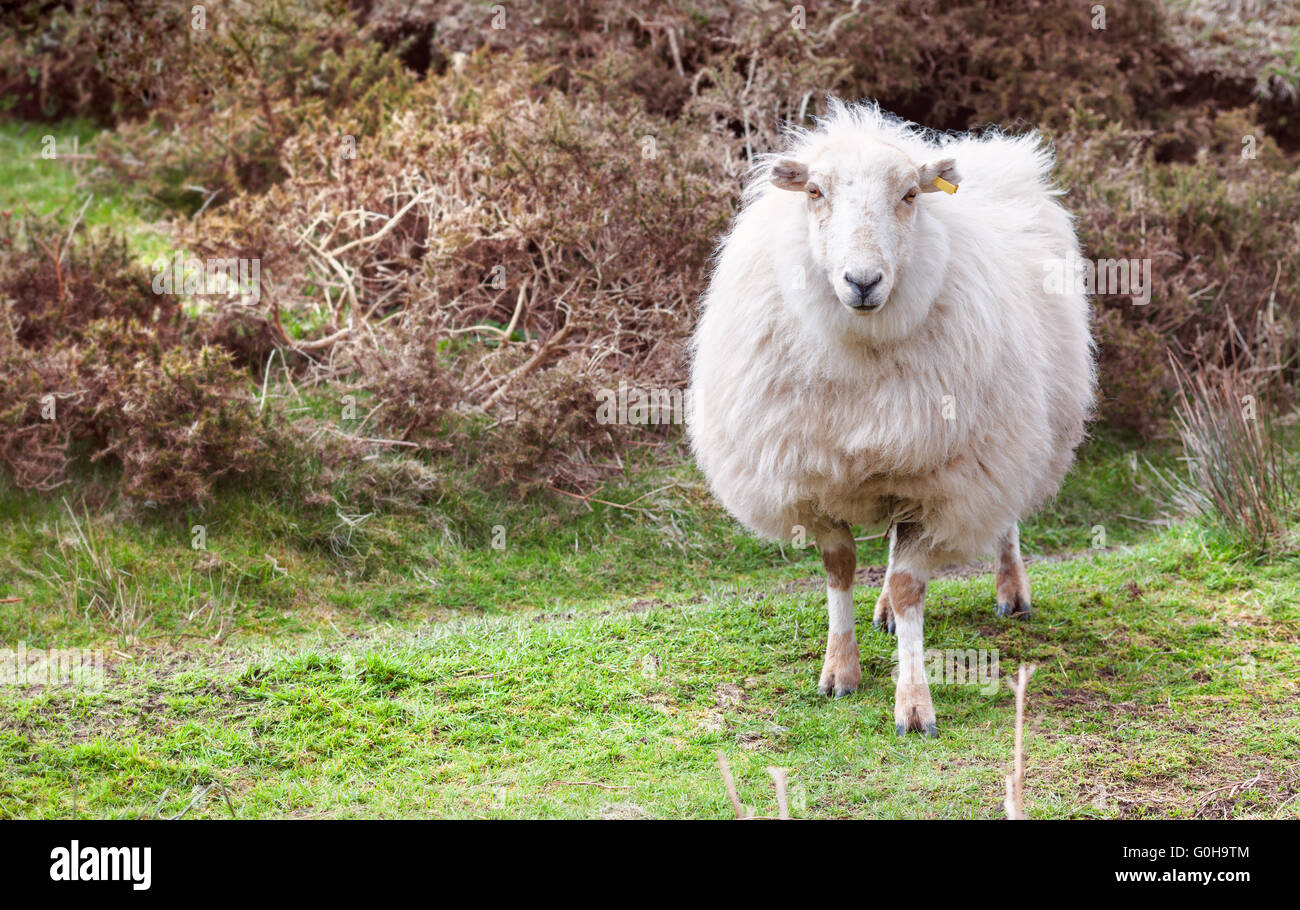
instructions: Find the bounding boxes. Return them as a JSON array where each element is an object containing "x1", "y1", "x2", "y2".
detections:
[{"x1": 771, "y1": 140, "x2": 959, "y2": 317}]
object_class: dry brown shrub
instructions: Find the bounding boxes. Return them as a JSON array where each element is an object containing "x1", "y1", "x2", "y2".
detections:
[
  {"x1": 81, "y1": 328, "x2": 269, "y2": 503},
  {"x1": 0, "y1": 224, "x2": 175, "y2": 349},
  {"x1": 189, "y1": 53, "x2": 733, "y2": 489},
  {"x1": 1058, "y1": 106, "x2": 1300, "y2": 434},
  {"x1": 180, "y1": 2, "x2": 1299, "y2": 488},
  {"x1": 12, "y1": 0, "x2": 418, "y2": 210},
  {"x1": 0, "y1": 218, "x2": 276, "y2": 503}
]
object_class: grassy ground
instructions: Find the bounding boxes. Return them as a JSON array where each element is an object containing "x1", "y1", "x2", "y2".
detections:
[
  {"x1": 2, "y1": 514, "x2": 1297, "y2": 820},
  {"x1": 2, "y1": 121, "x2": 1297, "y2": 820}
]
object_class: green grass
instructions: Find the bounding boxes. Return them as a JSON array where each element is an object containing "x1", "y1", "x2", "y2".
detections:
[
  {"x1": 0, "y1": 119, "x2": 173, "y2": 262},
  {"x1": 0, "y1": 456, "x2": 803, "y2": 647},
  {"x1": 1, "y1": 525, "x2": 1295, "y2": 819}
]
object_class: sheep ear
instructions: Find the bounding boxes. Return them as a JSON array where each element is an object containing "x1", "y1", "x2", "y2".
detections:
[
  {"x1": 919, "y1": 158, "x2": 961, "y2": 193},
  {"x1": 770, "y1": 158, "x2": 809, "y2": 191}
]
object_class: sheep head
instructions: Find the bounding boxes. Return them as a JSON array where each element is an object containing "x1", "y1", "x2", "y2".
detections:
[{"x1": 770, "y1": 139, "x2": 960, "y2": 316}]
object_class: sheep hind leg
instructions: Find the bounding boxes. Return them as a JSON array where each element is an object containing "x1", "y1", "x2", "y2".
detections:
[
  {"x1": 872, "y1": 525, "x2": 898, "y2": 635},
  {"x1": 815, "y1": 520, "x2": 861, "y2": 698},
  {"x1": 872, "y1": 588, "x2": 894, "y2": 635},
  {"x1": 994, "y1": 524, "x2": 1032, "y2": 619},
  {"x1": 889, "y1": 522, "x2": 938, "y2": 737}
]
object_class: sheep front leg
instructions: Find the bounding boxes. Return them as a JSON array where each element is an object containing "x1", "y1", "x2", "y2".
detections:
[
  {"x1": 815, "y1": 520, "x2": 860, "y2": 698},
  {"x1": 995, "y1": 524, "x2": 1031, "y2": 618},
  {"x1": 888, "y1": 522, "x2": 938, "y2": 737}
]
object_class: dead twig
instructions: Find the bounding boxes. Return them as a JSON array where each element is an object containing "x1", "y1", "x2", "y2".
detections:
[
  {"x1": 716, "y1": 752, "x2": 793, "y2": 819},
  {"x1": 717, "y1": 751, "x2": 746, "y2": 819},
  {"x1": 326, "y1": 190, "x2": 433, "y2": 258},
  {"x1": 1003, "y1": 663, "x2": 1037, "y2": 819},
  {"x1": 545, "y1": 483, "x2": 654, "y2": 513},
  {"x1": 767, "y1": 767, "x2": 790, "y2": 820},
  {"x1": 479, "y1": 320, "x2": 574, "y2": 410},
  {"x1": 550, "y1": 781, "x2": 630, "y2": 792}
]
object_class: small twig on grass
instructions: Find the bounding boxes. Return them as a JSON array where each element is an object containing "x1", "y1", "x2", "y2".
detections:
[
  {"x1": 151, "y1": 788, "x2": 171, "y2": 819},
  {"x1": 717, "y1": 751, "x2": 746, "y2": 818},
  {"x1": 545, "y1": 483, "x2": 654, "y2": 513},
  {"x1": 767, "y1": 767, "x2": 790, "y2": 820},
  {"x1": 716, "y1": 752, "x2": 793, "y2": 819},
  {"x1": 322, "y1": 426, "x2": 419, "y2": 448},
  {"x1": 1003, "y1": 663, "x2": 1037, "y2": 819},
  {"x1": 156, "y1": 780, "x2": 237, "y2": 820},
  {"x1": 168, "y1": 784, "x2": 214, "y2": 820},
  {"x1": 1273, "y1": 789, "x2": 1300, "y2": 818},
  {"x1": 550, "y1": 781, "x2": 630, "y2": 792},
  {"x1": 1195, "y1": 771, "x2": 1262, "y2": 815}
]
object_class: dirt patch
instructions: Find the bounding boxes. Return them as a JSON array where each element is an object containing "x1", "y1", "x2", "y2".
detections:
[
  {"x1": 781, "y1": 551, "x2": 1086, "y2": 595},
  {"x1": 599, "y1": 801, "x2": 654, "y2": 819},
  {"x1": 713, "y1": 682, "x2": 747, "y2": 709},
  {"x1": 1036, "y1": 695, "x2": 1300, "y2": 817}
]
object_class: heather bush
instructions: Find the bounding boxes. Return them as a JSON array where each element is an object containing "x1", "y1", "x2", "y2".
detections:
[
  {"x1": 0, "y1": 219, "x2": 272, "y2": 502},
  {"x1": 1056, "y1": 107, "x2": 1300, "y2": 432},
  {"x1": 0, "y1": 0, "x2": 413, "y2": 210}
]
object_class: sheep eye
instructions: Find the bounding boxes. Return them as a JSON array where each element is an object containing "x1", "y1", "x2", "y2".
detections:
[
  {"x1": 903, "y1": 189, "x2": 918, "y2": 204},
  {"x1": 807, "y1": 185, "x2": 822, "y2": 199}
]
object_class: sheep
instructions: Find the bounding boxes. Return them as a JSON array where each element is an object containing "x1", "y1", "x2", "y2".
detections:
[{"x1": 687, "y1": 98, "x2": 1095, "y2": 736}]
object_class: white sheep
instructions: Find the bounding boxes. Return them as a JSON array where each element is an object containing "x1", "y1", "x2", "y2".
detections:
[{"x1": 688, "y1": 98, "x2": 1095, "y2": 736}]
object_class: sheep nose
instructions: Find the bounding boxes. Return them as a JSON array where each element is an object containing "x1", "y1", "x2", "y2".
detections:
[{"x1": 844, "y1": 271, "x2": 883, "y2": 305}]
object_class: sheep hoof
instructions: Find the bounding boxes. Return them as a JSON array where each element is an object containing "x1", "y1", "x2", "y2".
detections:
[
  {"x1": 872, "y1": 617, "x2": 896, "y2": 636},
  {"x1": 817, "y1": 669, "x2": 859, "y2": 698},
  {"x1": 894, "y1": 683, "x2": 937, "y2": 736},
  {"x1": 995, "y1": 599, "x2": 1032, "y2": 619},
  {"x1": 818, "y1": 680, "x2": 858, "y2": 699},
  {"x1": 819, "y1": 636, "x2": 861, "y2": 697},
  {"x1": 896, "y1": 721, "x2": 941, "y2": 738}
]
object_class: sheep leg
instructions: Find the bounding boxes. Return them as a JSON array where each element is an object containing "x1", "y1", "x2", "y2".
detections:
[
  {"x1": 994, "y1": 524, "x2": 1032, "y2": 619},
  {"x1": 872, "y1": 529, "x2": 897, "y2": 635},
  {"x1": 873, "y1": 587, "x2": 894, "y2": 634},
  {"x1": 815, "y1": 520, "x2": 861, "y2": 698},
  {"x1": 889, "y1": 522, "x2": 938, "y2": 737}
]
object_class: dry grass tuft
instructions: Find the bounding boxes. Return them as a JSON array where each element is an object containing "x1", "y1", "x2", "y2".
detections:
[{"x1": 1156, "y1": 359, "x2": 1296, "y2": 555}]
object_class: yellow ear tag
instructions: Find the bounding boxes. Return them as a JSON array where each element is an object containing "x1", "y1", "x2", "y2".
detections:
[{"x1": 932, "y1": 176, "x2": 958, "y2": 195}]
